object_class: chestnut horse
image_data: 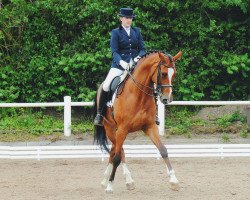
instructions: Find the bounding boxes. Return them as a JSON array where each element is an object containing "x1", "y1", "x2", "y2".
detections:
[{"x1": 94, "y1": 51, "x2": 182, "y2": 193}]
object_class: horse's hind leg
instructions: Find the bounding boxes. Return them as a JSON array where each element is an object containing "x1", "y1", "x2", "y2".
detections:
[
  {"x1": 145, "y1": 125, "x2": 180, "y2": 191},
  {"x1": 105, "y1": 128, "x2": 127, "y2": 193},
  {"x1": 101, "y1": 145, "x2": 115, "y2": 188},
  {"x1": 121, "y1": 148, "x2": 135, "y2": 190},
  {"x1": 101, "y1": 120, "x2": 116, "y2": 189}
]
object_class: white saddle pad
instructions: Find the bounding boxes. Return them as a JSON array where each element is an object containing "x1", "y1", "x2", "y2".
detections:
[{"x1": 106, "y1": 70, "x2": 128, "y2": 108}]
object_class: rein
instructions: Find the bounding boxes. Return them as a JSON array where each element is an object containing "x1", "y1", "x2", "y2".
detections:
[{"x1": 127, "y1": 70, "x2": 155, "y2": 97}]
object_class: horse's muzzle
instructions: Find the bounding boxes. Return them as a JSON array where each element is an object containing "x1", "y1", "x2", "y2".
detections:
[{"x1": 160, "y1": 94, "x2": 173, "y2": 105}]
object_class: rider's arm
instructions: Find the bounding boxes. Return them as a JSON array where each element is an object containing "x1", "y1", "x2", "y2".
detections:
[{"x1": 110, "y1": 29, "x2": 122, "y2": 66}]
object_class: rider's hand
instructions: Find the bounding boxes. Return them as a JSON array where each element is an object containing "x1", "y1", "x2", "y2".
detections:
[
  {"x1": 119, "y1": 60, "x2": 130, "y2": 70},
  {"x1": 133, "y1": 56, "x2": 141, "y2": 63}
]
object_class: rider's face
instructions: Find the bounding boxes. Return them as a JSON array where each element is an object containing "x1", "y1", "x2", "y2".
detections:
[{"x1": 120, "y1": 17, "x2": 133, "y2": 28}]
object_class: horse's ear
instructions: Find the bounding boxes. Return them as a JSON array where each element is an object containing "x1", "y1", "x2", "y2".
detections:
[
  {"x1": 173, "y1": 51, "x2": 182, "y2": 61},
  {"x1": 158, "y1": 52, "x2": 168, "y2": 63}
]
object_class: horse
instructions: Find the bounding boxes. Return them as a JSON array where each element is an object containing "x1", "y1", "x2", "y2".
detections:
[{"x1": 94, "y1": 50, "x2": 182, "y2": 193}]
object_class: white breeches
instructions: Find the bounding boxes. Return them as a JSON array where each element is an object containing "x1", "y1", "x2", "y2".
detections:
[{"x1": 102, "y1": 68, "x2": 124, "y2": 92}]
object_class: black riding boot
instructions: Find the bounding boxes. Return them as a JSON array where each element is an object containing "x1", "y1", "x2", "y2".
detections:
[{"x1": 94, "y1": 89, "x2": 109, "y2": 126}]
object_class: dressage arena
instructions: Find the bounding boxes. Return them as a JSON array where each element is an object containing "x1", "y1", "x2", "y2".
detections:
[{"x1": 0, "y1": 156, "x2": 249, "y2": 200}]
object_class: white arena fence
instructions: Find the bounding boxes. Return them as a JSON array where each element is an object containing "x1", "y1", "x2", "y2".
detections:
[
  {"x1": 0, "y1": 96, "x2": 249, "y2": 136},
  {"x1": 1, "y1": 98, "x2": 250, "y2": 159},
  {"x1": 1, "y1": 144, "x2": 250, "y2": 160}
]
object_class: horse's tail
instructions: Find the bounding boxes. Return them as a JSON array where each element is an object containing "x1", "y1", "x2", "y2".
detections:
[{"x1": 93, "y1": 92, "x2": 110, "y2": 153}]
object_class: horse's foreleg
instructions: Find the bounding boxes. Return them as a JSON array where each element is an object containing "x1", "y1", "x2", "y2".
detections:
[
  {"x1": 121, "y1": 148, "x2": 135, "y2": 190},
  {"x1": 145, "y1": 125, "x2": 180, "y2": 191},
  {"x1": 106, "y1": 129, "x2": 127, "y2": 193}
]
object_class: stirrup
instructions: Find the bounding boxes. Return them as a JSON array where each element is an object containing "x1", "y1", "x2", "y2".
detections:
[
  {"x1": 155, "y1": 116, "x2": 160, "y2": 125},
  {"x1": 94, "y1": 114, "x2": 103, "y2": 126}
]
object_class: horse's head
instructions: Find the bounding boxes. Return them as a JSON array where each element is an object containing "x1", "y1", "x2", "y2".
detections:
[{"x1": 151, "y1": 51, "x2": 182, "y2": 104}]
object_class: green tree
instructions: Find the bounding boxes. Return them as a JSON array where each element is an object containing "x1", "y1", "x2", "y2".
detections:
[{"x1": 0, "y1": 0, "x2": 249, "y2": 103}]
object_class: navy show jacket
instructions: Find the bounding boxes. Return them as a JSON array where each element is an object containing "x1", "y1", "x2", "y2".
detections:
[{"x1": 110, "y1": 25, "x2": 146, "y2": 70}]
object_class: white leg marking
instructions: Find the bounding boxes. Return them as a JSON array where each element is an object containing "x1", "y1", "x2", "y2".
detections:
[
  {"x1": 105, "y1": 181, "x2": 114, "y2": 193},
  {"x1": 167, "y1": 169, "x2": 180, "y2": 191},
  {"x1": 122, "y1": 163, "x2": 135, "y2": 190},
  {"x1": 101, "y1": 163, "x2": 112, "y2": 188}
]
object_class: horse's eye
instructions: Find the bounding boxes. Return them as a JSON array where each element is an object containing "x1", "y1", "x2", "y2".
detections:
[{"x1": 162, "y1": 73, "x2": 168, "y2": 78}]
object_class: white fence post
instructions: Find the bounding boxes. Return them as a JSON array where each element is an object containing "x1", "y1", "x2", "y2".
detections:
[
  {"x1": 64, "y1": 96, "x2": 71, "y2": 136},
  {"x1": 158, "y1": 99, "x2": 165, "y2": 136}
]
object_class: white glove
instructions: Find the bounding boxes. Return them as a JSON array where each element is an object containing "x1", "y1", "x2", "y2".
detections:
[
  {"x1": 119, "y1": 60, "x2": 130, "y2": 70},
  {"x1": 133, "y1": 56, "x2": 141, "y2": 63}
]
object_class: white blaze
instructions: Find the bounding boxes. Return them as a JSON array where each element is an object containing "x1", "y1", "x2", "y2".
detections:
[{"x1": 168, "y1": 68, "x2": 174, "y2": 98}]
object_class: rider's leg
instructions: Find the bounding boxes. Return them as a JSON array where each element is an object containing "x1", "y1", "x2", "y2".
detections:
[
  {"x1": 94, "y1": 89, "x2": 109, "y2": 126},
  {"x1": 94, "y1": 68, "x2": 124, "y2": 126},
  {"x1": 102, "y1": 68, "x2": 124, "y2": 92}
]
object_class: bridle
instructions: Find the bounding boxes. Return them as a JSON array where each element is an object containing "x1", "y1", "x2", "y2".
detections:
[
  {"x1": 127, "y1": 55, "x2": 175, "y2": 97},
  {"x1": 156, "y1": 60, "x2": 174, "y2": 94}
]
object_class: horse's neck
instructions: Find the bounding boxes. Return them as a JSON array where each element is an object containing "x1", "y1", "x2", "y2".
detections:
[
  {"x1": 125, "y1": 54, "x2": 158, "y2": 100},
  {"x1": 132, "y1": 55, "x2": 158, "y2": 88}
]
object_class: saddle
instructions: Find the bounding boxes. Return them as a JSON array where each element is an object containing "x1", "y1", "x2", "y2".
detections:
[
  {"x1": 106, "y1": 71, "x2": 129, "y2": 107},
  {"x1": 106, "y1": 61, "x2": 138, "y2": 107}
]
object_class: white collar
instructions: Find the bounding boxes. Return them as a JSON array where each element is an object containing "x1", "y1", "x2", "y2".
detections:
[
  {"x1": 122, "y1": 25, "x2": 131, "y2": 36},
  {"x1": 122, "y1": 25, "x2": 131, "y2": 31}
]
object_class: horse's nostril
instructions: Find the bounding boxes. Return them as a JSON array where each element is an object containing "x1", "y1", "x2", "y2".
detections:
[{"x1": 162, "y1": 99, "x2": 168, "y2": 105}]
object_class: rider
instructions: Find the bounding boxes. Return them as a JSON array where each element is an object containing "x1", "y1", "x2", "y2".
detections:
[{"x1": 94, "y1": 7, "x2": 146, "y2": 126}]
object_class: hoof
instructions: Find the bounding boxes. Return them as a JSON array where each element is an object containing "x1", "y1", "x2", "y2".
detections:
[
  {"x1": 126, "y1": 181, "x2": 135, "y2": 190},
  {"x1": 105, "y1": 181, "x2": 113, "y2": 193},
  {"x1": 105, "y1": 188, "x2": 113, "y2": 194},
  {"x1": 169, "y1": 180, "x2": 180, "y2": 191}
]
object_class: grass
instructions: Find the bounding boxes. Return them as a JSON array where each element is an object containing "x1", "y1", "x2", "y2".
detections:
[
  {"x1": 240, "y1": 129, "x2": 249, "y2": 138},
  {"x1": 216, "y1": 111, "x2": 247, "y2": 128},
  {"x1": 0, "y1": 108, "x2": 94, "y2": 142},
  {"x1": 0, "y1": 107, "x2": 249, "y2": 142},
  {"x1": 165, "y1": 107, "x2": 206, "y2": 137},
  {"x1": 222, "y1": 133, "x2": 230, "y2": 142},
  {"x1": 165, "y1": 107, "x2": 249, "y2": 138}
]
